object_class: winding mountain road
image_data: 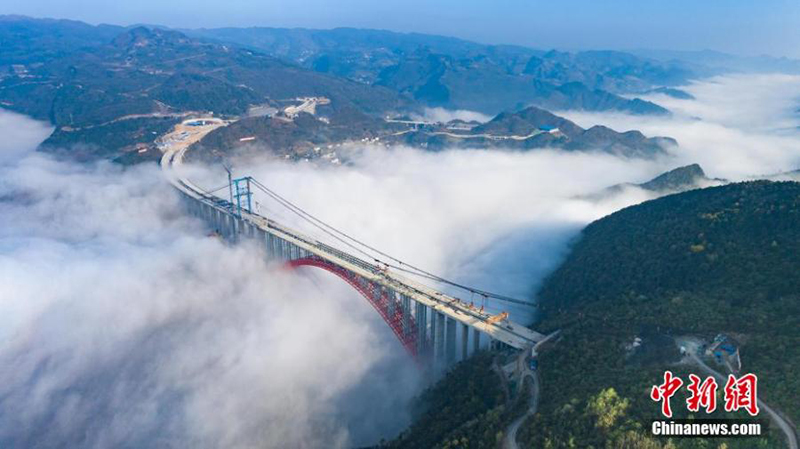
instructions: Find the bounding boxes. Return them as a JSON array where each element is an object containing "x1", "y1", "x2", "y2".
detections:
[
  {"x1": 681, "y1": 342, "x2": 798, "y2": 449},
  {"x1": 503, "y1": 357, "x2": 540, "y2": 449}
]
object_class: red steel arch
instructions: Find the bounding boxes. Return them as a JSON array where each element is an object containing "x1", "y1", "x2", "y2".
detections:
[{"x1": 286, "y1": 256, "x2": 420, "y2": 360}]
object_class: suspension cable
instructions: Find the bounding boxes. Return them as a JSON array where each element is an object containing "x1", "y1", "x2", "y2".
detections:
[{"x1": 248, "y1": 178, "x2": 536, "y2": 308}]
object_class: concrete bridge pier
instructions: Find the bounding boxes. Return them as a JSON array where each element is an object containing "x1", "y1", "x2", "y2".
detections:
[
  {"x1": 445, "y1": 317, "x2": 457, "y2": 365},
  {"x1": 415, "y1": 302, "x2": 428, "y2": 359},
  {"x1": 461, "y1": 323, "x2": 469, "y2": 361},
  {"x1": 382, "y1": 286, "x2": 392, "y2": 317},
  {"x1": 434, "y1": 312, "x2": 445, "y2": 372},
  {"x1": 270, "y1": 234, "x2": 282, "y2": 261},
  {"x1": 223, "y1": 215, "x2": 234, "y2": 242},
  {"x1": 401, "y1": 295, "x2": 412, "y2": 337},
  {"x1": 261, "y1": 230, "x2": 272, "y2": 259}
]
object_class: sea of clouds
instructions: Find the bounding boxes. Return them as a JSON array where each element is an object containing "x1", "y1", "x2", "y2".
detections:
[
  {"x1": 0, "y1": 112, "x2": 419, "y2": 448},
  {"x1": 1, "y1": 73, "x2": 799, "y2": 448}
]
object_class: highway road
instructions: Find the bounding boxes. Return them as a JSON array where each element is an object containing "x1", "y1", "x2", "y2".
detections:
[
  {"x1": 678, "y1": 339, "x2": 798, "y2": 449},
  {"x1": 503, "y1": 354, "x2": 540, "y2": 449},
  {"x1": 428, "y1": 130, "x2": 544, "y2": 141}
]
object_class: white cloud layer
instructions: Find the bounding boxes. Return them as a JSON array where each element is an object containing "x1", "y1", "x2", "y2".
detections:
[
  {"x1": 411, "y1": 107, "x2": 493, "y2": 124},
  {"x1": 0, "y1": 111, "x2": 419, "y2": 448},
  {"x1": 2, "y1": 73, "x2": 800, "y2": 448},
  {"x1": 562, "y1": 74, "x2": 800, "y2": 180}
]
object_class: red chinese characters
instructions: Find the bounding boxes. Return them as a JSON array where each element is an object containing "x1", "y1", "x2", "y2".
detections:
[
  {"x1": 650, "y1": 370, "x2": 684, "y2": 418},
  {"x1": 724, "y1": 373, "x2": 759, "y2": 416},
  {"x1": 651, "y1": 371, "x2": 760, "y2": 417},
  {"x1": 686, "y1": 374, "x2": 718, "y2": 413}
]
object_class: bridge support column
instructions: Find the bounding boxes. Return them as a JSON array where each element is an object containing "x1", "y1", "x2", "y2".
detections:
[
  {"x1": 215, "y1": 209, "x2": 223, "y2": 235},
  {"x1": 434, "y1": 312, "x2": 445, "y2": 371},
  {"x1": 461, "y1": 323, "x2": 469, "y2": 361},
  {"x1": 201, "y1": 204, "x2": 210, "y2": 227},
  {"x1": 416, "y1": 302, "x2": 427, "y2": 359},
  {"x1": 234, "y1": 218, "x2": 242, "y2": 241},
  {"x1": 473, "y1": 328, "x2": 481, "y2": 354},
  {"x1": 280, "y1": 238, "x2": 288, "y2": 260},
  {"x1": 226, "y1": 215, "x2": 235, "y2": 241},
  {"x1": 264, "y1": 232, "x2": 273, "y2": 259},
  {"x1": 402, "y1": 295, "x2": 411, "y2": 336},
  {"x1": 257, "y1": 229, "x2": 268, "y2": 256},
  {"x1": 274, "y1": 236, "x2": 283, "y2": 260},
  {"x1": 445, "y1": 318, "x2": 456, "y2": 366},
  {"x1": 382, "y1": 286, "x2": 392, "y2": 317},
  {"x1": 220, "y1": 212, "x2": 228, "y2": 238}
]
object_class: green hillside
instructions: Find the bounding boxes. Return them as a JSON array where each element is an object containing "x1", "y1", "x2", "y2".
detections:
[{"x1": 526, "y1": 180, "x2": 799, "y2": 448}]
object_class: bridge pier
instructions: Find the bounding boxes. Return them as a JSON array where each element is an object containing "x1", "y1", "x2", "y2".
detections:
[
  {"x1": 461, "y1": 323, "x2": 469, "y2": 361},
  {"x1": 275, "y1": 235, "x2": 284, "y2": 260},
  {"x1": 445, "y1": 317, "x2": 456, "y2": 365},
  {"x1": 279, "y1": 238, "x2": 288, "y2": 260},
  {"x1": 225, "y1": 214, "x2": 235, "y2": 241},
  {"x1": 434, "y1": 312, "x2": 444, "y2": 371},
  {"x1": 416, "y1": 302, "x2": 428, "y2": 359},
  {"x1": 205, "y1": 203, "x2": 214, "y2": 227},
  {"x1": 385, "y1": 287, "x2": 394, "y2": 317},
  {"x1": 402, "y1": 295, "x2": 411, "y2": 336}
]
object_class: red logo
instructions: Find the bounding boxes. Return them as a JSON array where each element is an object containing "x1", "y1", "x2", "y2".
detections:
[
  {"x1": 686, "y1": 374, "x2": 718, "y2": 413},
  {"x1": 724, "y1": 373, "x2": 759, "y2": 416},
  {"x1": 651, "y1": 372, "x2": 759, "y2": 417},
  {"x1": 650, "y1": 370, "x2": 684, "y2": 418}
]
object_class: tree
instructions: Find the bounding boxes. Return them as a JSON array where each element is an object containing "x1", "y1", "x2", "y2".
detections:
[{"x1": 588, "y1": 388, "x2": 630, "y2": 430}]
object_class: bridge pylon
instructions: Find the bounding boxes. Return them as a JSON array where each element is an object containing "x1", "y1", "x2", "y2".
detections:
[{"x1": 232, "y1": 176, "x2": 253, "y2": 216}]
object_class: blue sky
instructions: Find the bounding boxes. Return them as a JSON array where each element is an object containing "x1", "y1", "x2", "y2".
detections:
[{"x1": 6, "y1": 0, "x2": 800, "y2": 57}]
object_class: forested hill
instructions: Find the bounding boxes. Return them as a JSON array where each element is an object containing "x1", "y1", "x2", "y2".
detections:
[
  {"x1": 525, "y1": 180, "x2": 799, "y2": 447},
  {"x1": 539, "y1": 180, "x2": 800, "y2": 313}
]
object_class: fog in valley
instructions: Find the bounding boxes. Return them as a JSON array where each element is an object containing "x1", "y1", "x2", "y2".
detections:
[{"x1": 1, "y1": 73, "x2": 799, "y2": 447}]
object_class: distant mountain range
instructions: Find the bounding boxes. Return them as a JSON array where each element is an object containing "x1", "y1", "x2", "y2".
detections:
[
  {"x1": 3, "y1": 15, "x2": 798, "y2": 163},
  {"x1": 0, "y1": 17, "x2": 409, "y2": 160},
  {"x1": 631, "y1": 48, "x2": 800, "y2": 75},
  {"x1": 386, "y1": 107, "x2": 676, "y2": 157},
  {"x1": 188, "y1": 106, "x2": 675, "y2": 163},
  {"x1": 186, "y1": 27, "x2": 686, "y2": 115}
]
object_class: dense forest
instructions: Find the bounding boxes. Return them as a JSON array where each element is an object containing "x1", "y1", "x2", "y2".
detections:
[{"x1": 537, "y1": 181, "x2": 799, "y2": 416}]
